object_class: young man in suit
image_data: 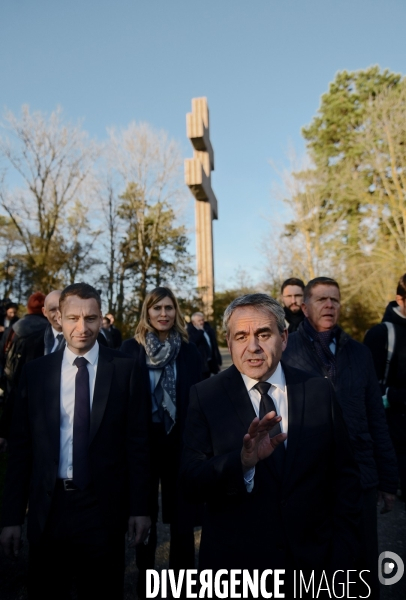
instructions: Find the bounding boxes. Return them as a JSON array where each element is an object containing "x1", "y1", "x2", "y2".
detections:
[
  {"x1": 181, "y1": 294, "x2": 361, "y2": 582},
  {"x1": 0, "y1": 283, "x2": 150, "y2": 599},
  {"x1": 280, "y1": 277, "x2": 305, "y2": 333}
]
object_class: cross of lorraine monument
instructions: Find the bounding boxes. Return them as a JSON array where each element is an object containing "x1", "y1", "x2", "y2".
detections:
[{"x1": 184, "y1": 97, "x2": 218, "y2": 318}]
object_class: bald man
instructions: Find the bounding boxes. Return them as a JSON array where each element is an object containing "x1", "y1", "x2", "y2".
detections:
[{"x1": 43, "y1": 290, "x2": 65, "y2": 355}]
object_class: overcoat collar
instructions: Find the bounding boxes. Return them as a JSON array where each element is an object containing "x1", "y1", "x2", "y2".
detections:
[{"x1": 222, "y1": 364, "x2": 257, "y2": 429}]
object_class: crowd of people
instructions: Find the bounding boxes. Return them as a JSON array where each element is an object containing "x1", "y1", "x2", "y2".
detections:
[{"x1": 0, "y1": 275, "x2": 404, "y2": 599}]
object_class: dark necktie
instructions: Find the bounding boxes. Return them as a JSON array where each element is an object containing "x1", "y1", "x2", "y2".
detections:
[
  {"x1": 254, "y1": 381, "x2": 282, "y2": 437},
  {"x1": 253, "y1": 381, "x2": 285, "y2": 475},
  {"x1": 72, "y1": 357, "x2": 90, "y2": 489},
  {"x1": 55, "y1": 333, "x2": 64, "y2": 351},
  {"x1": 44, "y1": 326, "x2": 54, "y2": 355}
]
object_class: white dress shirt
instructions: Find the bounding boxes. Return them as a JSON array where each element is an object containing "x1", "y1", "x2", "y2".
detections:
[
  {"x1": 240, "y1": 362, "x2": 288, "y2": 491},
  {"x1": 58, "y1": 342, "x2": 99, "y2": 479}
]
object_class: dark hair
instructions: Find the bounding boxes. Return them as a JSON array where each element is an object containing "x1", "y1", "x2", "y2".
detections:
[
  {"x1": 303, "y1": 277, "x2": 340, "y2": 302},
  {"x1": 60, "y1": 283, "x2": 102, "y2": 310},
  {"x1": 103, "y1": 316, "x2": 111, "y2": 324},
  {"x1": 223, "y1": 293, "x2": 286, "y2": 335},
  {"x1": 5, "y1": 302, "x2": 18, "y2": 311},
  {"x1": 396, "y1": 274, "x2": 406, "y2": 299},
  {"x1": 281, "y1": 278, "x2": 305, "y2": 294}
]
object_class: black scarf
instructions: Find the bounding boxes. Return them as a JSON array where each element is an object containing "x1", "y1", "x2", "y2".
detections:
[
  {"x1": 303, "y1": 318, "x2": 338, "y2": 384},
  {"x1": 284, "y1": 306, "x2": 304, "y2": 332}
]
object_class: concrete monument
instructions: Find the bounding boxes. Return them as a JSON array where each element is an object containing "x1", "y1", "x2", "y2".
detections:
[{"x1": 184, "y1": 97, "x2": 218, "y2": 317}]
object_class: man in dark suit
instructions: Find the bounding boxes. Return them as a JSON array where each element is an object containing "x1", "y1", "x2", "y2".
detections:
[
  {"x1": 106, "y1": 312, "x2": 123, "y2": 349},
  {"x1": 187, "y1": 312, "x2": 222, "y2": 378},
  {"x1": 101, "y1": 316, "x2": 115, "y2": 348},
  {"x1": 0, "y1": 301, "x2": 19, "y2": 341},
  {"x1": 181, "y1": 293, "x2": 361, "y2": 581},
  {"x1": 42, "y1": 289, "x2": 65, "y2": 355},
  {"x1": 0, "y1": 283, "x2": 150, "y2": 599},
  {"x1": 280, "y1": 277, "x2": 305, "y2": 333}
]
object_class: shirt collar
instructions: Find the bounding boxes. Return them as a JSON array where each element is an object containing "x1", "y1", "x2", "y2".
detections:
[
  {"x1": 64, "y1": 340, "x2": 99, "y2": 366},
  {"x1": 393, "y1": 306, "x2": 406, "y2": 319},
  {"x1": 241, "y1": 362, "x2": 286, "y2": 394},
  {"x1": 52, "y1": 327, "x2": 62, "y2": 338}
]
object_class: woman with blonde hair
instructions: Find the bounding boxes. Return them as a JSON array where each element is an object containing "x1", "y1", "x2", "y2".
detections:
[{"x1": 121, "y1": 286, "x2": 202, "y2": 598}]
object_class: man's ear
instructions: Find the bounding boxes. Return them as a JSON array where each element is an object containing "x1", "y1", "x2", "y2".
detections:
[
  {"x1": 396, "y1": 295, "x2": 405, "y2": 308},
  {"x1": 56, "y1": 309, "x2": 62, "y2": 327},
  {"x1": 301, "y1": 302, "x2": 308, "y2": 318},
  {"x1": 42, "y1": 306, "x2": 46, "y2": 317},
  {"x1": 281, "y1": 329, "x2": 288, "y2": 351}
]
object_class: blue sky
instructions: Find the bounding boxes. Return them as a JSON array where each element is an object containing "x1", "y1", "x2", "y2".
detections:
[{"x1": 1, "y1": 0, "x2": 405, "y2": 289}]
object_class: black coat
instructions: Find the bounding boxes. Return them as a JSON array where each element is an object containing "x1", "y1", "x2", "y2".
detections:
[
  {"x1": 120, "y1": 337, "x2": 202, "y2": 524},
  {"x1": 283, "y1": 322, "x2": 398, "y2": 493},
  {"x1": 187, "y1": 322, "x2": 222, "y2": 376},
  {"x1": 0, "y1": 315, "x2": 48, "y2": 439},
  {"x1": 0, "y1": 345, "x2": 150, "y2": 543},
  {"x1": 181, "y1": 363, "x2": 361, "y2": 572},
  {"x1": 0, "y1": 315, "x2": 19, "y2": 342},
  {"x1": 110, "y1": 325, "x2": 123, "y2": 349},
  {"x1": 364, "y1": 301, "x2": 406, "y2": 452},
  {"x1": 283, "y1": 306, "x2": 304, "y2": 334}
]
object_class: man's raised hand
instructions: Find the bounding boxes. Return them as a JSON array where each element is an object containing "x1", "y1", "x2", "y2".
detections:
[
  {"x1": 0, "y1": 525, "x2": 22, "y2": 558},
  {"x1": 241, "y1": 412, "x2": 287, "y2": 471}
]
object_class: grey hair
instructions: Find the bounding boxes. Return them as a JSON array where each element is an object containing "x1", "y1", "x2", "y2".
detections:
[
  {"x1": 191, "y1": 312, "x2": 204, "y2": 320},
  {"x1": 223, "y1": 293, "x2": 286, "y2": 335}
]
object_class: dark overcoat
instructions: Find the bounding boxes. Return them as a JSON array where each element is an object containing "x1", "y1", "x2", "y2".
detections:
[
  {"x1": 283, "y1": 323, "x2": 398, "y2": 493},
  {"x1": 181, "y1": 363, "x2": 361, "y2": 572},
  {"x1": 120, "y1": 337, "x2": 202, "y2": 525}
]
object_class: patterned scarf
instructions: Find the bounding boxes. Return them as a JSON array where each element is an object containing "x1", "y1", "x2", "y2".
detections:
[
  {"x1": 303, "y1": 318, "x2": 338, "y2": 384},
  {"x1": 145, "y1": 329, "x2": 181, "y2": 434}
]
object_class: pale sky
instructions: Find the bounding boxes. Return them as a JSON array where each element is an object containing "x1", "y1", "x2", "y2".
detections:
[{"x1": 1, "y1": 0, "x2": 405, "y2": 289}]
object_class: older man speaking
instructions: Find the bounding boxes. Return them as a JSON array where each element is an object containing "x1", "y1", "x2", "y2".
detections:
[{"x1": 181, "y1": 293, "x2": 361, "y2": 582}]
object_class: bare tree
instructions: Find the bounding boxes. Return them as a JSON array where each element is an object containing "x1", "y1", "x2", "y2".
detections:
[
  {"x1": 0, "y1": 106, "x2": 98, "y2": 291},
  {"x1": 266, "y1": 155, "x2": 344, "y2": 286},
  {"x1": 97, "y1": 122, "x2": 193, "y2": 329}
]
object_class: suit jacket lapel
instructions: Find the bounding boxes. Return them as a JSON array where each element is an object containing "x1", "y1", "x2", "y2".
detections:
[
  {"x1": 223, "y1": 365, "x2": 256, "y2": 428},
  {"x1": 222, "y1": 364, "x2": 307, "y2": 483},
  {"x1": 223, "y1": 365, "x2": 281, "y2": 480},
  {"x1": 44, "y1": 350, "x2": 63, "y2": 461},
  {"x1": 282, "y1": 363, "x2": 305, "y2": 486},
  {"x1": 89, "y1": 346, "x2": 114, "y2": 446}
]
